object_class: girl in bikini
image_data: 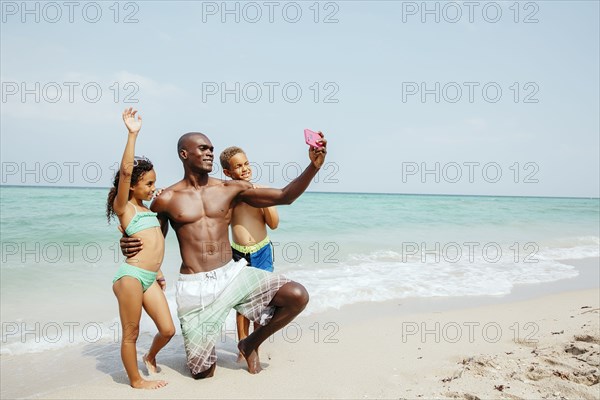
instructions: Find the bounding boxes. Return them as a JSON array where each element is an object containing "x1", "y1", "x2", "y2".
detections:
[{"x1": 105, "y1": 107, "x2": 175, "y2": 389}]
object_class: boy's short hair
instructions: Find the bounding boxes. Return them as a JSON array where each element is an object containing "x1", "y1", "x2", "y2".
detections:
[{"x1": 220, "y1": 146, "x2": 246, "y2": 170}]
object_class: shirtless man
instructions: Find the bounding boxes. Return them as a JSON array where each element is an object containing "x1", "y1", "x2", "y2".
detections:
[{"x1": 121, "y1": 131, "x2": 327, "y2": 379}]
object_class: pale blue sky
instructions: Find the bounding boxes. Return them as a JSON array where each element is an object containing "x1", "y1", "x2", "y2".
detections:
[{"x1": 1, "y1": 1, "x2": 599, "y2": 197}]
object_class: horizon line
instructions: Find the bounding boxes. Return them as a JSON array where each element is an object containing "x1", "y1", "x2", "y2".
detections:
[{"x1": 1, "y1": 184, "x2": 598, "y2": 200}]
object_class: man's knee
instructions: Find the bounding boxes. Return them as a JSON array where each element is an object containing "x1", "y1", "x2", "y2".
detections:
[{"x1": 287, "y1": 282, "x2": 309, "y2": 309}]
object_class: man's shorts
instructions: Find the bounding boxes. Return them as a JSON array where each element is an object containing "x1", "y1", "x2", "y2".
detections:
[{"x1": 176, "y1": 258, "x2": 289, "y2": 375}]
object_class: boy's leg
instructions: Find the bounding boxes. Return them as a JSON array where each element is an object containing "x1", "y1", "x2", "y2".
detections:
[
  {"x1": 237, "y1": 243, "x2": 273, "y2": 360},
  {"x1": 234, "y1": 247, "x2": 256, "y2": 357},
  {"x1": 113, "y1": 277, "x2": 167, "y2": 389},
  {"x1": 236, "y1": 312, "x2": 251, "y2": 362},
  {"x1": 236, "y1": 312, "x2": 251, "y2": 341},
  {"x1": 142, "y1": 282, "x2": 176, "y2": 373}
]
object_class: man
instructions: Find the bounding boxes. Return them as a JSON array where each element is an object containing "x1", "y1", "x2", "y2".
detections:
[{"x1": 121, "y1": 131, "x2": 327, "y2": 379}]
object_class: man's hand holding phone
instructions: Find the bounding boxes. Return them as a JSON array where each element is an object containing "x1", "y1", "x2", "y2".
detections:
[
  {"x1": 304, "y1": 129, "x2": 324, "y2": 148},
  {"x1": 305, "y1": 129, "x2": 327, "y2": 169}
]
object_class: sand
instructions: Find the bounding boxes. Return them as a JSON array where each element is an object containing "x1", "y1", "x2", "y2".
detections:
[{"x1": 1, "y1": 258, "x2": 598, "y2": 400}]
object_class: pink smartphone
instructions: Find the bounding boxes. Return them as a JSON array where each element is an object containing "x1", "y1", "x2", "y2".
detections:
[{"x1": 304, "y1": 129, "x2": 323, "y2": 147}]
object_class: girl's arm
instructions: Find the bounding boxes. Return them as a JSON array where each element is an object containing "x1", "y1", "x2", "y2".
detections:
[{"x1": 113, "y1": 108, "x2": 142, "y2": 218}]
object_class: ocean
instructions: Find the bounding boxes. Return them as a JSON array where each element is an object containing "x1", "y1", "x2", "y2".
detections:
[{"x1": 1, "y1": 186, "x2": 598, "y2": 355}]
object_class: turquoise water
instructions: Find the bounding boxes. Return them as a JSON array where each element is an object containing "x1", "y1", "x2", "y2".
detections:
[{"x1": 1, "y1": 186, "x2": 598, "y2": 354}]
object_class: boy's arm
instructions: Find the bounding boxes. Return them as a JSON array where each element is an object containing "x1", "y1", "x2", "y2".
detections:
[
  {"x1": 263, "y1": 206, "x2": 279, "y2": 229},
  {"x1": 238, "y1": 134, "x2": 327, "y2": 208},
  {"x1": 254, "y1": 185, "x2": 279, "y2": 229}
]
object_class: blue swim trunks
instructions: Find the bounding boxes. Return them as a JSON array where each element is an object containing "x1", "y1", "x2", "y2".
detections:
[{"x1": 231, "y1": 237, "x2": 274, "y2": 272}]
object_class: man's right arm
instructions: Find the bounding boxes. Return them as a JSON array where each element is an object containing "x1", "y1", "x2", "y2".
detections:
[
  {"x1": 238, "y1": 133, "x2": 327, "y2": 208},
  {"x1": 238, "y1": 164, "x2": 319, "y2": 208},
  {"x1": 119, "y1": 232, "x2": 143, "y2": 256}
]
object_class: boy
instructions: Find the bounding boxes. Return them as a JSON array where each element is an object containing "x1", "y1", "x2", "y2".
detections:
[{"x1": 219, "y1": 146, "x2": 279, "y2": 357}]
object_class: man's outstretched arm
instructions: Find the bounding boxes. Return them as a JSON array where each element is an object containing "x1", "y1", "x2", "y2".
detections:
[{"x1": 238, "y1": 133, "x2": 327, "y2": 208}]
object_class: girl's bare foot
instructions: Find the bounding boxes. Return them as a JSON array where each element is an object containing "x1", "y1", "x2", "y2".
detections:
[
  {"x1": 143, "y1": 353, "x2": 159, "y2": 374},
  {"x1": 130, "y1": 378, "x2": 168, "y2": 389}
]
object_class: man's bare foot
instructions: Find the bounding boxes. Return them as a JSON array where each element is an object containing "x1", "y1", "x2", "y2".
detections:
[
  {"x1": 130, "y1": 378, "x2": 167, "y2": 389},
  {"x1": 143, "y1": 353, "x2": 159, "y2": 374},
  {"x1": 237, "y1": 338, "x2": 262, "y2": 374},
  {"x1": 236, "y1": 352, "x2": 245, "y2": 363}
]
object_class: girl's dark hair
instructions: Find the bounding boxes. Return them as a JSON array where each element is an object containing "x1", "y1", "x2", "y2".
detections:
[{"x1": 106, "y1": 158, "x2": 154, "y2": 223}]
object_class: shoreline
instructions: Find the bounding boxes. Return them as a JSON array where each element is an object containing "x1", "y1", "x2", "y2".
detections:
[
  {"x1": 313, "y1": 257, "x2": 599, "y2": 323},
  {"x1": 1, "y1": 258, "x2": 598, "y2": 399}
]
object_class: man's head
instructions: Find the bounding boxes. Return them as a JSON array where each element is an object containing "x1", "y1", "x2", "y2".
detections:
[
  {"x1": 220, "y1": 146, "x2": 252, "y2": 182},
  {"x1": 177, "y1": 132, "x2": 214, "y2": 173}
]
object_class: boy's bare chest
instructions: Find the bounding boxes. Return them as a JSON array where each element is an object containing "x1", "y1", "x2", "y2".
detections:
[{"x1": 231, "y1": 202, "x2": 263, "y2": 225}]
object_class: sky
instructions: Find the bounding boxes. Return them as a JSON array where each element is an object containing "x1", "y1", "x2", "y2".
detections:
[{"x1": 1, "y1": 0, "x2": 599, "y2": 197}]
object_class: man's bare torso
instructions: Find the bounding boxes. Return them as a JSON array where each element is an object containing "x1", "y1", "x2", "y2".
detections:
[{"x1": 152, "y1": 177, "x2": 249, "y2": 274}]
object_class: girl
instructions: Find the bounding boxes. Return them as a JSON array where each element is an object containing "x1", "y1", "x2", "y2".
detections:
[{"x1": 106, "y1": 108, "x2": 175, "y2": 389}]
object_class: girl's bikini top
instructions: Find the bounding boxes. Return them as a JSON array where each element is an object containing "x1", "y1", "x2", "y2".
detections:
[{"x1": 124, "y1": 202, "x2": 160, "y2": 236}]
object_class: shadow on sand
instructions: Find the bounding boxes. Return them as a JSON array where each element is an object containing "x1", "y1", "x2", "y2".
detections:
[{"x1": 82, "y1": 332, "x2": 269, "y2": 385}]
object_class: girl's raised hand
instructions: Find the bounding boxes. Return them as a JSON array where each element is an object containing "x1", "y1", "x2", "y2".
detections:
[{"x1": 122, "y1": 107, "x2": 142, "y2": 134}]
